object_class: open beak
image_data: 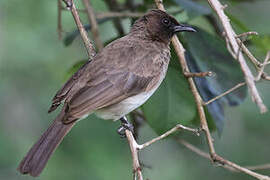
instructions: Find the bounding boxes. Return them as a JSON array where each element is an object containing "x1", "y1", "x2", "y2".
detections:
[{"x1": 173, "y1": 24, "x2": 196, "y2": 33}]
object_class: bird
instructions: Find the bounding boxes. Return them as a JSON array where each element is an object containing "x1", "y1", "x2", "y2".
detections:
[{"x1": 17, "y1": 9, "x2": 196, "y2": 177}]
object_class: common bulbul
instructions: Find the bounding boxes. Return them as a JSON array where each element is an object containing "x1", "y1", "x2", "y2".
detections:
[{"x1": 18, "y1": 9, "x2": 196, "y2": 177}]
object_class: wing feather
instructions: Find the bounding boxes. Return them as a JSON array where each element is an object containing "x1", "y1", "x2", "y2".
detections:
[{"x1": 48, "y1": 35, "x2": 169, "y2": 123}]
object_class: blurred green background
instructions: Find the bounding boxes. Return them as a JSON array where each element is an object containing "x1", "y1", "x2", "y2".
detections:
[{"x1": 1, "y1": 0, "x2": 270, "y2": 180}]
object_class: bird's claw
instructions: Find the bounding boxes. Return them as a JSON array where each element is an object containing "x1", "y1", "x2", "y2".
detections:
[{"x1": 117, "y1": 117, "x2": 134, "y2": 138}]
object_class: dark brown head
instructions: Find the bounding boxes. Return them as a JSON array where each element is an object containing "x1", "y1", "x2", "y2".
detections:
[{"x1": 131, "y1": 9, "x2": 196, "y2": 44}]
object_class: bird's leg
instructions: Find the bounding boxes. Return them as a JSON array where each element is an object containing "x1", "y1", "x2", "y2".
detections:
[{"x1": 117, "y1": 116, "x2": 134, "y2": 138}]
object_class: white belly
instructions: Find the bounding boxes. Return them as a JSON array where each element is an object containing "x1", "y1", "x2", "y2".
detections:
[{"x1": 95, "y1": 86, "x2": 158, "y2": 120}]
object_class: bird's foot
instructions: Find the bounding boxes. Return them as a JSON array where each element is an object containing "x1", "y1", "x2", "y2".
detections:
[{"x1": 117, "y1": 116, "x2": 134, "y2": 138}]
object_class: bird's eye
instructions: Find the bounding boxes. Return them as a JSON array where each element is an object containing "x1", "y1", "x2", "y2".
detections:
[{"x1": 162, "y1": 18, "x2": 170, "y2": 26}]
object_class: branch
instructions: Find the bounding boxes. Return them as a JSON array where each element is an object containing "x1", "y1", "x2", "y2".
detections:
[
  {"x1": 184, "y1": 71, "x2": 213, "y2": 78},
  {"x1": 125, "y1": 130, "x2": 143, "y2": 180},
  {"x1": 262, "y1": 73, "x2": 270, "y2": 81},
  {"x1": 82, "y1": 0, "x2": 103, "y2": 51},
  {"x1": 255, "y1": 51, "x2": 270, "y2": 81},
  {"x1": 204, "y1": 82, "x2": 246, "y2": 105},
  {"x1": 62, "y1": 0, "x2": 96, "y2": 59},
  {"x1": 137, "y1": 124, "x2": 200, "y2": 150},
  {"x1": 207, "y1": 0, "x2": 267, "y2": 113},
  {"x1": 176, "y1": 138, "x2": 270, "y2": 172},
  {"x1": 235, "y1": 32, "x2": 262, "y2": 69}
]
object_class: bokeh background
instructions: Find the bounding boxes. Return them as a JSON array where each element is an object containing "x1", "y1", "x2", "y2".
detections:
[{"x1": 1, "y1": 0, "x2": 270, "y2": 180}]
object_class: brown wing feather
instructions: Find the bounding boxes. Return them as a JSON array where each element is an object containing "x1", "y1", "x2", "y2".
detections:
[
  {"x1": 64, "y1": 70, "x2": 157, "y2": 123},
  {"x1": 48, "y1": 35, "x2": 169, "y2": 123}
]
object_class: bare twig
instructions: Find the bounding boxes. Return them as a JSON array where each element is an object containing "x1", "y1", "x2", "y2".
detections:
[
  {"x1": 224, "y1": 33, "x2": 237, "y2": 59},
  {"x1": 262, "y1": 73, "x2": 270, "y2": 81},
  {"x1": 213, "y1": 155, "x2": 270, "y2": 180},
  {"x1": 82, "y1": 0, "x2": 104, "y2": 51},
  {"x1": 62, "y1": 0, "x2": 96, "y2": 59},
  {"x1": 207, "y1": 0, "x2": 267, "y2": 113},
  {"x1": 176, "y1": 138, "x2": 270, "y2": 172},
  {"x1": 246, "y1": 164, "x2": 270, "y2": 171},
  {"x1": 237, "y1": 39, "x2": 262, "y2": 69},
  {"x1": 204, "y1": 82, "x2": 246, "y2": 105},
  {"x1": 125, "y1": 130, "x2": 143, "y2": 180},
  {"x1": 137, "y1": 124, "x2": 200, "y2": 150},
  {"x1": 175, "y1": 138, "x2": 235, "y2": 171},
  {"x1": 256, "y1": 51, "x2": 270, "y2": 81},
  {"x1": 184, "y1": 71, "x2": 213, "y2": 78},
  {"x1": 235, "y1": 32, "x2": 262, "y2": 69},
  {"x1": 236, "y1": 31, "x2": 258, "y2": 38}
]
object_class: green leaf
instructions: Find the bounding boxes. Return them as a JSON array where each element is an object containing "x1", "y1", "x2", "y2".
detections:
[{"x1": 142, "y1": 66, "x2": 196, "y2": 135}]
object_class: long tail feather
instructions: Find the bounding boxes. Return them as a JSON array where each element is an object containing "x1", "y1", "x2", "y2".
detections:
[{"x1": 17, "y1": 111, "x2": 75, "y2": 177}]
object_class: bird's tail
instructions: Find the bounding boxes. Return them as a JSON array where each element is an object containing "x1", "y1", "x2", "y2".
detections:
[{"x1": 17, "y1": 110, "x2": 76, "y2": 177}]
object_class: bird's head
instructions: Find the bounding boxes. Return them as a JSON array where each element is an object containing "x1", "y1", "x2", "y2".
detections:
[{"x1": 131, "y1": 9, "x2": 196, "y2": 44}]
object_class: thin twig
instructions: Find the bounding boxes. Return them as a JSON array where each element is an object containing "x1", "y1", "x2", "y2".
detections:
[
  {"x1": 224, "y1": 33, "x2": 237, "y2": 59},
  {"x1": 262, "y1": 73, "x2": 270, "y2": 81},
  {"x1": 175, "y1": 138, "x2": 235, "y2": 171},
  {"x1": 256, "y1": 51, "x2": 270, "y2": 81},
  {"x1": 213, "y1": 155, "x2": 270, "y2": 180},
  {"x1": 246, "y1": 164, "x2": 270, "y2": 171},
  {"x1": 237, "y1": 39, "x2": 262, "y2": 69},
  {"x1": 204, "y1": 82, "x2": 246, "y2": 105},
  {"x1": 137, "y1": 124, "x2": 200, "y2": 150},
  {"x1": 207, "y1": 0, "x2": 267, "y2": 113},
  {"x1": 62, "y1": 0, "x2": 96, "y2": 59},
  {"x1": 176, "y1": 138, "x2": 270, "y2": 172},
  {"x1": 184, "y1": 71, "x2": 213, "y2": 78},
  {"x1": 82, "y1": 0, "x2": 104, "y2": 51},
  {"x1": 125, "y1": 130, "x2": 143, "y2": 180},
  {"x1": 236, "y1": 31, "x2": 258, "y2": 38},
  {"x1": 235, "y1": 32, "x2": 262, "y2": 69}
]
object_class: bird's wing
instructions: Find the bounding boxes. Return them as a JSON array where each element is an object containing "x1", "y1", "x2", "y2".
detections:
[
  {"x1": 64, "y1": 69, "x2": 159, "y2": 122},
  {"x1": 62, "y1": 39, "x2": 166, "y2": 122}
]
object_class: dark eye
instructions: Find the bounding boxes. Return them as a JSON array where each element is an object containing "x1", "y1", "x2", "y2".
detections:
[{"x1": 162, "y1": 18, "x2": 171, "y2": 26}]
